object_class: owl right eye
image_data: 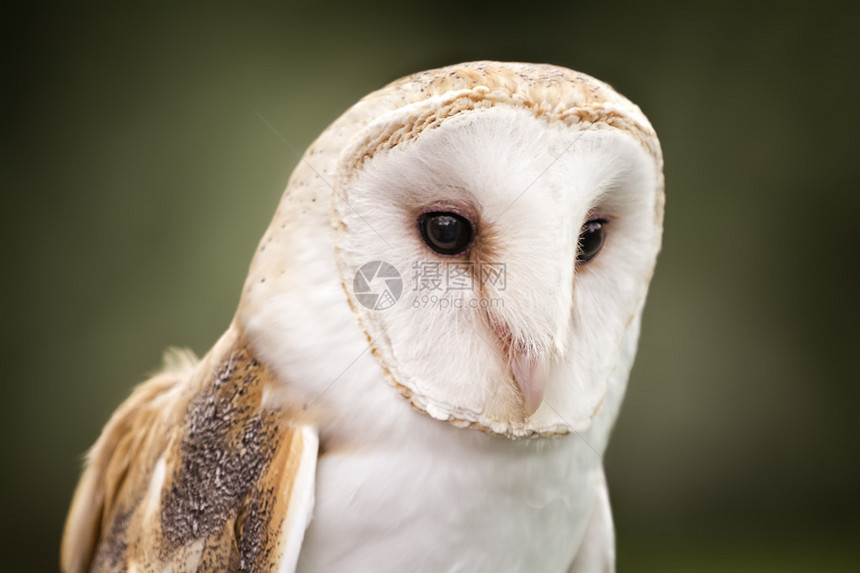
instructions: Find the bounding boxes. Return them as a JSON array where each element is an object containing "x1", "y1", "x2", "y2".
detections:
[{"x1": 418, "y1": 212, "x2": 474, "y2": 256}]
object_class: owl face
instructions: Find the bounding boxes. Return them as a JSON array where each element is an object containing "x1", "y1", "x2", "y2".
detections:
[
  {"x1": 238, "y1": 62, "x2": 663, "y2": 441},
  {"x1": 332, "y1": 77, "x2": 663, "y2": 438}
]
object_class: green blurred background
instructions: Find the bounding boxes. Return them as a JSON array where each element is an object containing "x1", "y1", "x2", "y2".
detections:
[{"x1": 4, "y1": 2, "x2": 859, "y2": 571}]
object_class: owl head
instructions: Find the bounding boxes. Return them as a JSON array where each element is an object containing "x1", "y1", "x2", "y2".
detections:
[{"x1": 238, "y1": 62, "x2": 664, "y2": 440}]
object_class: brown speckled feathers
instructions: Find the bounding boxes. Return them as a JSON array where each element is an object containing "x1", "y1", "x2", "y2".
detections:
[{"x1": 61, "y1": 328, "x2": 318, "y2": 573}]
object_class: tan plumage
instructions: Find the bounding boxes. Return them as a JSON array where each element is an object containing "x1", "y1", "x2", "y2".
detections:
[{"x1": 61, "y1": 327, "x2": 318, "y2": 572}]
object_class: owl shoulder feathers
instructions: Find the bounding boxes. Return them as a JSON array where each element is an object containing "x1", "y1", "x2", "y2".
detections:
[{"x1": 60, "y1": 328, "x2": 318, "y2": 573}]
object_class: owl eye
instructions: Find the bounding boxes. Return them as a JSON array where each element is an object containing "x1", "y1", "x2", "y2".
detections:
[
  {"x1": 418, "y1": 212, "x2": 474, "y2": 255},
  {"x1": 576, "y1": 218, "x2": 607, "y2": 263}
]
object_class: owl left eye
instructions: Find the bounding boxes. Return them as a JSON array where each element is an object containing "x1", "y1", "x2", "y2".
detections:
[
  {"x1": 576, "y1": 218, "x2": 607, "y2": 263},
  {"x1": 418, "y1": 212, "x2": 474, "y2": 255}
]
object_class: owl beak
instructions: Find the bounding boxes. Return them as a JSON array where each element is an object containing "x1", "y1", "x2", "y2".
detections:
[
  {"x1": 510, "y1": 352, "x2": 549, "y2": 418},
  {"x1": 489, "y1": 315, "x2": 551, "y2": 418}
]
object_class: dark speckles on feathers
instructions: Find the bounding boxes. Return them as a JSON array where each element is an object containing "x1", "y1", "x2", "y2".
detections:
[
  {"x1": 237, "y1": 485, "x2": 279, "y2": 569},
  {"x1": 160, "y1": 348, "x2": 278, "y2": 563},
  {"x1": 91, "y1": 507, "x2": 132, "y2": 572}
]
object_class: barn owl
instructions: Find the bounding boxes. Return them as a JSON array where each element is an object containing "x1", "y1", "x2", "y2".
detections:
[{"x1": 62, "y1": 61, "x2": 664, "y2": 572}]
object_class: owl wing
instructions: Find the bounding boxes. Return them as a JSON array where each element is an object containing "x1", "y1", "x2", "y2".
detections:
[
  {"x1": 61, "y1": 330, "x2": 319, "y2": 573},
  {"x1": 567, "y1": 469, "x2": 615, "y2": 573}
]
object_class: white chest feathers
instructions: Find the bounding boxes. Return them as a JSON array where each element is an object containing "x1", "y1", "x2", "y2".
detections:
[{"x1": 298, "y1": 424, "x2": 603, "y2": 573}]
